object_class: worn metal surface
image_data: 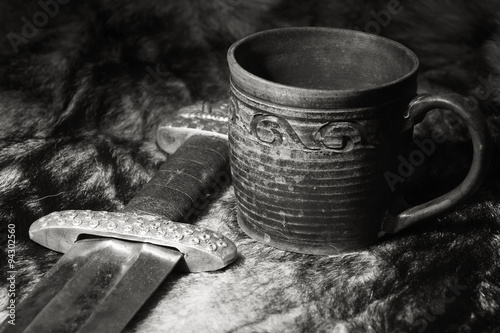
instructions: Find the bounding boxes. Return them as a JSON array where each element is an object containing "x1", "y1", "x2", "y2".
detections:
[
  {"x1": 157, "y1": 101, "x2": 229, "y2": 155},
  {"x1": 30, "y1": 210, "x2": 236, "y2": 272},
  {"x1": 0, "y1": 111, "x2": 234, "y2": 332},
  {"x1": 227, "y1": 27, "x2": 490, "y2": 255},
  {"x1": 8, "y1": 240, "x2": 183, "y2": 333}
]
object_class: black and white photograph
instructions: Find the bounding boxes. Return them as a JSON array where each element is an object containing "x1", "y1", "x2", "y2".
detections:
[{"x1": 1, "y1": 1, "x2": 500, "y2": 332}]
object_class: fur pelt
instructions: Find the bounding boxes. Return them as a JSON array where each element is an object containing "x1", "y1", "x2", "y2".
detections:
[{"x1": 1, "y1": 0, "x2": 500, "y2": 332}]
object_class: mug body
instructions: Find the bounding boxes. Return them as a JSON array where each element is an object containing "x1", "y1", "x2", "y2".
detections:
[{"x1": 227, "y1": 27, "x2": 419, "y2": 255}]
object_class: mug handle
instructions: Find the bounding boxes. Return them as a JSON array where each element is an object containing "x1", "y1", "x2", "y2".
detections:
[{"x1": 382, "y1": 93, "x2": 491, "y2": 234}]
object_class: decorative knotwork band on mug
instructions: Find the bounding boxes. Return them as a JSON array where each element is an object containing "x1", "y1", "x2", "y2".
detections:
[
  {"x1": 230, "y1": 94, "x2": 381, "y2": 153},
  {"x1": 227, "y1": 27, "x2": 490, "y2": 255}
]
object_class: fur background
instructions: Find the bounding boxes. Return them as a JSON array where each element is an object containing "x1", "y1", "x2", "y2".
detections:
[{"x1": 1, "y1": 0, "x2": 500, "y2": 332}]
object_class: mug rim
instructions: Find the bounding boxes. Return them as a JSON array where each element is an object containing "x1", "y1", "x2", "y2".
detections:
[{"x1": 227, "y1": 27, "x2": 420, "y2": 108}]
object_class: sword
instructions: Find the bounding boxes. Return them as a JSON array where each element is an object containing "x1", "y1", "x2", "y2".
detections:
[{"x1": 1, "y1": 101, "x2": 233, "y2": 333}]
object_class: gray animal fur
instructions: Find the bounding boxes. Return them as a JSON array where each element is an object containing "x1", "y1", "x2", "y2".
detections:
[{"x1": 1, "y1": 1, "x2": 500, "y2": 332}]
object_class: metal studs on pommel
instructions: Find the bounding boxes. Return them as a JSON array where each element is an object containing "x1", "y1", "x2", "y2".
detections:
[
  {"x1": 157, "y1": 100, "x2": 229, "y2": 154},
  {"x1": 6, "y1": 101, "x2": 233, "y2": 333}
]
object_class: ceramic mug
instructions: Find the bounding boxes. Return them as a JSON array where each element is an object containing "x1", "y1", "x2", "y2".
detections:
[{"x1": 227, "y1": 27, "x2": 490, "y2": 255}]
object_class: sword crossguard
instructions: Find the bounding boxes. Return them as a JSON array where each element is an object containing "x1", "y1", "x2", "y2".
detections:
[{"x1": 30, "y1": 210, "x2": 237, "y2": 272}]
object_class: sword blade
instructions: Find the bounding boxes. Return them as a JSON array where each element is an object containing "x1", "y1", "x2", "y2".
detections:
[
  {"x1": 1, "y1": 134, "x2": 232, "y2": 332},
  {"x1": 6, "y1": 239, "x2": 182, "y2": 333}
]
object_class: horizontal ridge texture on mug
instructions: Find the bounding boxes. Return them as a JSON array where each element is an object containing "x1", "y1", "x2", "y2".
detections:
[{"x1": 227, "y1": 27, "x2": 490, "y2": 255}]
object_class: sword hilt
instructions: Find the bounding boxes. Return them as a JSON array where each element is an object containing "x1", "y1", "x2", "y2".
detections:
[
  {"x1": 124, "y1": 135, "x2": 230, "y2": 223},
  {"x1": 156, "y1": 100, "x2": 229, "y2": 155},
  {"x1": 29, "y1": 101, "x2": 236, "y2": 272},
  {"x1": 126, "y1": 101, "x2": 230, "y2": 221}
]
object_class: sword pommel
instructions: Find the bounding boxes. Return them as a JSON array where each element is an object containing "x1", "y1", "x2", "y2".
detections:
[
  {"x1": 12, "y1": 101, "x2": 236, "y2": 332},
  {"x1": 157, "y1": 101, "x2": 229, "y2": 155},
  {"x1": 29, "y1": 210, "x2": 237, "y2": 272}
]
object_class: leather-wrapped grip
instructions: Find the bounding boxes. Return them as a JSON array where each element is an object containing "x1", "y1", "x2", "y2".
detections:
[{"x1": 124, "y1": 135, "x2": 230, "y2": 222}]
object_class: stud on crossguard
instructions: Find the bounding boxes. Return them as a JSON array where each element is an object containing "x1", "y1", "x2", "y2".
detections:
[{"x1": 1, "y1": 101, "x2": 234, "y2": 333}]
